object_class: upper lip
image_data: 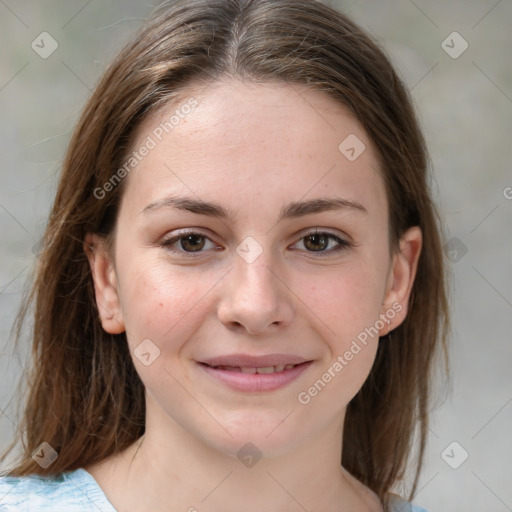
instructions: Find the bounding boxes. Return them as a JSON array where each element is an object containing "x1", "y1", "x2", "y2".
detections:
[{"x1": 200, "y1": 354, "x2": 311, "y2": 367}]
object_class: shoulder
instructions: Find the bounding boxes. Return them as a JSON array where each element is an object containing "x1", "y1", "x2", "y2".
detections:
[
  {"x1": 410, "y1": 505, "x2": 429, "y2": 512},
  {"x1": 387, "y1": 493, "x2": 429, "y2": 512},
  {"x1": 0, "y1": 468, "x2": 117, "y2": 511}
]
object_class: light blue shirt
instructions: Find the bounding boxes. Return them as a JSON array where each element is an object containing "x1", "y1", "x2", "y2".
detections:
[{"x1": 0, "y1": 468, "x2": 429, "y2": 511}]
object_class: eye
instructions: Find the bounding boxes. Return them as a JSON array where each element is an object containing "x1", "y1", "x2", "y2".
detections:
[
  {"x1": 161, "y1": 229, "x2": 352, "y2": 257},
  {"x1": 161, "y1": 231, "x2": 218, "y2": 255},
  {"x1": 292, "y1": 230, "x2": 352, "y2": 255}
]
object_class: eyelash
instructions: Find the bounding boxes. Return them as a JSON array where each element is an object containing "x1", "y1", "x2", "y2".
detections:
[{"x1": 160, "y1": 229, "x2": 353, "y2": 258}]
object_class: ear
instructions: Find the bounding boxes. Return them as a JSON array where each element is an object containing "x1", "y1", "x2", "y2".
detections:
[
  {"x1": 379, "y1": 226, "x2": 422, "y2": 335},
  {"x1": 84, "y1": 233, "x2": 125, "y2": 334}
]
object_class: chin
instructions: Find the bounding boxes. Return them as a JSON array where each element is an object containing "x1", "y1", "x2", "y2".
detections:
[{"x1": 201, "y1": 409, "x2": 308, "y2": 460}]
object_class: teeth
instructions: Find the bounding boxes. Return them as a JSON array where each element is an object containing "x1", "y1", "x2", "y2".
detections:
[
  {"x1": 213, "y1": 364, "x2": 297, "y2": 373},
  {"x1": 221, "y1": 365, "x2": 241, "y2": 372},
  {"x1": 256, "y1": 366, "x2": 275, "y2": 374}
]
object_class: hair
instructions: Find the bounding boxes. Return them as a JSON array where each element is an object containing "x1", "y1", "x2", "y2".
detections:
[{"x1": 1, "y1": 0, "x2": 449, "y2": 509}]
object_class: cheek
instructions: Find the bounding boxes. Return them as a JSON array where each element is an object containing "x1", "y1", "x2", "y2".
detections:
[
  {"x1": 299, "y1": 258, "x2": 388, "y2": 344},
  {"x1": 116, "y1": 256, "x2": 213, "y2": 353},
  {"x1": 295, "y1": 272, "x2": 383, "y2": 412},
  {"x1": 291, "y1": 254, "x2": 388, "y2": 402}
]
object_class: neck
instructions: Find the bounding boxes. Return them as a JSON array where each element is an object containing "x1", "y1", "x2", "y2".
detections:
[{"x1": 86, "y1": 394, "x2": 381, "y2": 512}]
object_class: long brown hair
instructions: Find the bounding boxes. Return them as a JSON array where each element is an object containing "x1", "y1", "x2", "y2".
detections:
[{"x1": 1, "y1": 0, "x2": 449, "y2": 507}]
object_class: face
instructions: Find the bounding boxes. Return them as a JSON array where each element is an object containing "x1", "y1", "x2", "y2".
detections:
[{"x1": 86, "y1": 79, "x2": 421, "y2": 458}]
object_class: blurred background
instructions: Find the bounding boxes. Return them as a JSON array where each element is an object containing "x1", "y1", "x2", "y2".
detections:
[{"x1": 0, "y1": 1, "x2": 511, "y2": 511}]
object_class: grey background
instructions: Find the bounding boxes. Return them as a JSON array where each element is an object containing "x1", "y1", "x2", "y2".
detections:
[{"x1": 1, "y1": 1, "x2": 511, "y2": 511}]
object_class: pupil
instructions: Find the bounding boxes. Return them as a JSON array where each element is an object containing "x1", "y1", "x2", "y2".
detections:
[
  {"x1": 182, "y1": 234, "x2": 204, "y2": 252},
  {"x1": 306, "y1": 234, "x2": 327, "y2": 251}
]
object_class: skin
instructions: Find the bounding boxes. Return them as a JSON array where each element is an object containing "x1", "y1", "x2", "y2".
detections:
[{"x1": 84, "y1": 79, "x2": 421, "y2": 512}]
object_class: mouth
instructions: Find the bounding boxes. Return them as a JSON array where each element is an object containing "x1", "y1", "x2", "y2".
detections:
[
  {"x1": 203, "y1": 363, "x2": 301, "y2": 374},
  {"x1": 197, "y1": 355, "x2": 313, "y2": 392}
]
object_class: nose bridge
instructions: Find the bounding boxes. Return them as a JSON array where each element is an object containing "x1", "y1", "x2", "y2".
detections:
[
  {"x1": 233, "y1": 248, "x2": 281, "y2": 309},
  {"x1": 233, "y1": 234, "x2": 276, "y2": 288},
  {"x1": 217, "y1": 238, "x2": 294, "y2": 333}
]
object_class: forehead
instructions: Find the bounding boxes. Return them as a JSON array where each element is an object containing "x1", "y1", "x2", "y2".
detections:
[{"x1": 121, "y1": 79, "x2": 386, "y2": 220}]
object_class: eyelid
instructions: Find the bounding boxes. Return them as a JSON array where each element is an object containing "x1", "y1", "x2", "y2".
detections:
[
  {"x1": 160, "y1": 228, "x2": 353, "y2": 256},
  {"x1": 290, "y1": 229, "x2": 353, "y2": 256},
  {"x1": 160, "y1": 229, "x2": 220, "y2": 256},
  {"x1": 295, "y1": 226, "x2": 353, "y2": 244}
]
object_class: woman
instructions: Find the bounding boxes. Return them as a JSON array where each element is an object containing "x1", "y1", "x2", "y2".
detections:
[{"x1": 0, "y1": 1, "x2": 449, "y2": 510}]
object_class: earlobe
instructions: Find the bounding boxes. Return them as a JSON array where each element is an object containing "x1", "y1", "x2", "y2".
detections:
[
  {"x1": 379, "y1": 226, "x2": 422, "y2": 335},
  {"x1": 84, "y1": 233, "x2": 125, "y2": 334}
]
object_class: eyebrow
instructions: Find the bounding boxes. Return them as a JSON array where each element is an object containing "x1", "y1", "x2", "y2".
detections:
[{"x1": 141, "y1": 195, "x2": 367, "y2": 222}]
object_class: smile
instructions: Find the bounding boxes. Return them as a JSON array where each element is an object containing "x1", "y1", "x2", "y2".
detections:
[
  {"x1": 198, "y1": 359, "x2": 313, "y2": 392},
  {"x1": 208, "y1": 364, "x2": 298, "y2": 374}
]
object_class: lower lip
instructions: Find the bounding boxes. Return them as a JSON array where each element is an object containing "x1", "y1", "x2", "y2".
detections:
[{"x1": 199, "y1": 361, "x2": 313, "y2": 392}]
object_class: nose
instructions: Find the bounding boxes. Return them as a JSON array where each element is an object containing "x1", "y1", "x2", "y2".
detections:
[{"x1": 217, "y1": 252, "x2": 295, "y2": 335}]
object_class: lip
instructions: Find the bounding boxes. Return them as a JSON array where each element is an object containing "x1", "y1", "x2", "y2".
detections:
[
  {"x1": 197, "y1": 354, "x2": 313, "y2": 392},
  {"x1": 200, "y1": 353, "x2": 310, "y2": 367}
]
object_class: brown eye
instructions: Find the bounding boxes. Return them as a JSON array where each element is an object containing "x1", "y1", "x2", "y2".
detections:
[
  {"x1": 161, "y1": 231, "x2": 217, "y2": 255},
  {"x1": 293, "y1": 231, "x2": 352, "y2": 255},
  {"x1": 303, "y1": 233, "x2": 330, "y2": 252},
  {"x1": 179, "y1": 234, "x2": 206, "y2": 252}
]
